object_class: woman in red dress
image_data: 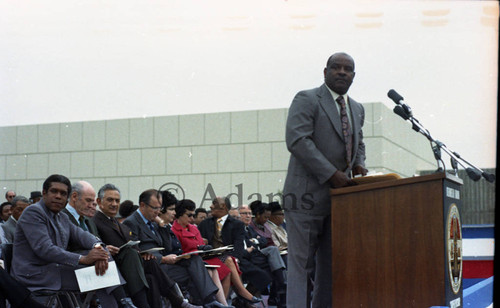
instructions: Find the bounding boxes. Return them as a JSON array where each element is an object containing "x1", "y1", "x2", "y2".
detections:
[{"x1": 172, "y1": 200, "x2": 258, "y2": 304}]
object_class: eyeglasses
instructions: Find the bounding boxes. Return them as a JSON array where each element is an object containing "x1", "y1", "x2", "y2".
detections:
[
  {"x1": 240, "y1": 212, "x2": 252, "y2": 216},
  {"x1": 185, "y1": 213, "x2": 194, "y2": 217},
  {"x1": 145, "y1": 203, "x2": 162, "y2": 211}
]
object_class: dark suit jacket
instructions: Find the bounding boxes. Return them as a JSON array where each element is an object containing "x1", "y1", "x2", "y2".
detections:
[
  {"x1": 123, "y1": 211, "x2": 218, "y2": 302},
  {"x1": 283, "y1": 84, "x2": 366, "y2": 215},
  {"x1": 61, "y1": 207, "x2": 99, "y2": 252},
  {"x1": 61, "y1": 207, "x2": 99, "y2": 235},
  {"x1": 92, "y1": 211, "x2": 148, "y2": 295},
  {"x1": 92, "y1": 211, "x2": 134, "y2": 248},
  {"x1": 123, "y1": 211, "x2": 168, "y2": 261},
  {"x1": 197, "y1": 215, "x2": 245, "y2": 260},
  {"x1": 11, "y1": 201, "x2": 100, "y2": 291}
]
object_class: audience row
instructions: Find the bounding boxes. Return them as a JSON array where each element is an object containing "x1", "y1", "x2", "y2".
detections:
[{"x1": 0, "y1": 175, "x2": 288, "y2": 308}]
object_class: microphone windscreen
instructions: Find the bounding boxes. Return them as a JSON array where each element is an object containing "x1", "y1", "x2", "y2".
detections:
[
  {"x1": 393, "y1": 105, "x2": 409, "y2": 120},
  {"x1": 466, "y1": 168, "x2": 482, "y2": 181},
  {"x1": 387, "y1": 89, "x2": 404, "y2": 104},
  {"x1": 482, "y1": 172, "x2": 496, "y2": 183}
]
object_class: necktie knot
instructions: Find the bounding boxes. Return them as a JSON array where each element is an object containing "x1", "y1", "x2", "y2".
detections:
[
  {"x1": 147, "y1": 221, "x2": 156, "y2": 234},
  {"x1": 336, "y1": 95, "x2": 346, "y2": 106}
]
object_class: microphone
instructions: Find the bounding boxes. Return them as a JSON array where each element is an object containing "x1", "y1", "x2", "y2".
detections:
[
  {"x1": 393, "y1": 105, "x2": 409, "y2": 120},
  {"x1": 387, "y1": 89, "x2": 404, "y2": 105},
  {"x1": 466, "y1": 168, "x2": 482, "y2": 181},
  {"x1": 482, "y1": 172, "x2": 496, "y2": 183},
  {"x1": 388, "y1": 89, "x2": 413, "y2": 117}
]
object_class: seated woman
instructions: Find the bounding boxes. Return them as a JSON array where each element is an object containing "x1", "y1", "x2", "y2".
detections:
[
  {"x1": 155, "y1": 198, "x2": 230, "y2": 307},
  {"x1": 249, "y1": 201, "x2": 275, "y2": 247},
  {"x1": 172, "y1": 200, "x2": 260, "y2": 305}
]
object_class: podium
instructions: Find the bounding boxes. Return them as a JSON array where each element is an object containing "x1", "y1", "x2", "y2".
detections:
[{"x1": 330, "y1": 173, "x2": 463, "y2": 308}]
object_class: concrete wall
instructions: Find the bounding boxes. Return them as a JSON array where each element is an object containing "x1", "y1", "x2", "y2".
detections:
[{"x1": 0, "y1": 103, "x2": 436, "y2": 208}]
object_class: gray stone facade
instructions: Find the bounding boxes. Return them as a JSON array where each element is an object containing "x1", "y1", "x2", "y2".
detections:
[{"x1": 0, "y1": 103, "x2": 437, "y2": 209}]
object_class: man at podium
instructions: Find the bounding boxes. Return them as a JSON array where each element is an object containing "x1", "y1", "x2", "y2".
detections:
[{"x1": 283, "y1": 52, "x2": 368, "y2": 308}]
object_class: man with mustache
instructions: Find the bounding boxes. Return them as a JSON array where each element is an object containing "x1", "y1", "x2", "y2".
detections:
[{"x1": 283, "y1": 52, "x2": 368, "y2": 308}]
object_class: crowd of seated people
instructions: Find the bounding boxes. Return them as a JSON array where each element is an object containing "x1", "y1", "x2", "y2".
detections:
[{"x1": 0, "y1": 175, "x2": 288, "y2": 308}]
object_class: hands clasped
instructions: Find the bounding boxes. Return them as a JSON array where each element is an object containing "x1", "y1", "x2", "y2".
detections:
[{"x1": 80, "y1": 245, "x2": 110, "y2": 276}]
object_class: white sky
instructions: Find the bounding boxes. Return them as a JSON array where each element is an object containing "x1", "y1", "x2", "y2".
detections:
[{"x1": 0, "y1": 0, "x2": 498, "y2": 168}]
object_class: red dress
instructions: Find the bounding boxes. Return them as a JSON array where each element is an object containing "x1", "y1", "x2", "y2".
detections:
[{"x1": 171, "y1": 220, "x2": 231, "y2": 281}]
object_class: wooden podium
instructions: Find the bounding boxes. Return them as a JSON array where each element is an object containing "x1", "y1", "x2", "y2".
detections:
[{"x1": 330, "y1": 173, "x2": 463, "y2": 308}]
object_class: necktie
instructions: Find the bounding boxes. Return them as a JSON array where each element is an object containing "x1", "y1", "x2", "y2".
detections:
[
  {"x1": 216, "y1": 218, "x2": 223, "y2": 233},
  {"x1": 111, "y1": 217, "x2": 120, "y2": 231},
  {"x1": 336, "y1": 96, "x2": 353, "y2": 168},
  {"x1": 147, "y1": 221, "x2": 156, "y2": 235},
  {"x1": 78, "y1": 216, "x2": 88, "y2": 231}
]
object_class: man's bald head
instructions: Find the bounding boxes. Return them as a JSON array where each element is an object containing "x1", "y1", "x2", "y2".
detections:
[{"x1": 70, "y1": 181, "x2": 96, "y2": 217}]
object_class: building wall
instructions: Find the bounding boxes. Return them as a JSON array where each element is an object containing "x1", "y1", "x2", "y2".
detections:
[
  {"x1": 421, "y1": 169, "x2": 496, "y2": 225},
  {"x1": 1, "y1": 102, "x2": 437, "y2": 208}
]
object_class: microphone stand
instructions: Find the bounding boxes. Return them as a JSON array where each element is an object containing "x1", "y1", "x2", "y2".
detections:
[{"x1": 392, "y1": 105, "x2": 495, "y2": 183}]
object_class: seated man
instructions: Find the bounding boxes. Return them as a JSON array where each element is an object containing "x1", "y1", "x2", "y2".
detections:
[
  {"x1": 11, "y1": 174, "x2": 136, "y2": 308},
  {"x1": 94, "y1": 184, "x2": 199, "y2": 308},
  {"x1": 29, "y1": 191, "x2": 42, "y2": 205},
  {"x1": 193, "y1": 208, "x2": 207, "y2": 226},
  {"x1": 1, "y1": 196, "x2": 30, "y2": 243},
  {"x1": 266, "y1": 202, "x2": 288, "y2": 252},
  {"x1": 123, "y1": 189, "x2": 230, "y2": 308},
  {"x1": 239, "y1": 204, "x2": 286, "y2": 307},
  {"x1": 197, "y1": 197, "x2": 264, "y2": 306},
  {"x1": 0, "y1": 202, "x2": 12, "y2": 224}
]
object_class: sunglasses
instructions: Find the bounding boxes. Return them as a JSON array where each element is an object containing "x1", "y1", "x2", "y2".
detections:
[{"x1": 185, "y1": 213, "x2": 194, "y2": 217}]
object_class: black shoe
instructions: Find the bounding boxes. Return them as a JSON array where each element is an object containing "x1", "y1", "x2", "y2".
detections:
[
  {"x1": 237, "y1": 295, "x2": 262, "y2": 304},
  {"x1": 119, "y1": 297, "x2": 138, "y2": 308}
]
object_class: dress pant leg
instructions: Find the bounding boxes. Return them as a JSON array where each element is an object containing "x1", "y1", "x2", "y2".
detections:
[
  {"x1": 162, "y1": 263, "x2": 201, "y2": 302},
  {"x1": 143, "y1": 259, "x2": 175, "y2": 288},
  {"x1": 0, "y1": 268, "x2": 30, "y2": 307},
  {"x1": 143, "y1": 259, "x2": 185, "y2": 308},
  {"x1": 285, "y1": 211, "x2": 328, "y2": 308},
  {"x1": 183, "y1": 256, "x2": 218, "y2": 303},
  {"x1": 114, "y1": 247, "x2": 149, "y2": 296},
  {"x1": 260, "y1": 246, "x2": 286, "y2": 271},
  {"x1": 145, "y1": 273, "x2": 162, "y2": 308},
  {"x1": 311, "y1": 215, "x2": 332, "y2": 308}
]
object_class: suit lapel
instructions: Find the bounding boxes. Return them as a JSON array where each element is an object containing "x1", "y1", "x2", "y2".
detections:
[
  {"x1": 317, "y1": 84, "x2": 343, "y2": 140},
  {"x1": 61, "y1": 208, "x2": 78, "y2": 226},
  {"x1": 97, "y1": 211, "x2": 124, "y2": 239},
  {"x1": 134, "y1": 212, "x2": 162, "y2": 245}
]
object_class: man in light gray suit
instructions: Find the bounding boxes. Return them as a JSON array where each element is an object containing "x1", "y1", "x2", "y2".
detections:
[{"x1": 283, "y1": 52, "x2": 368, "y2": 308}]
